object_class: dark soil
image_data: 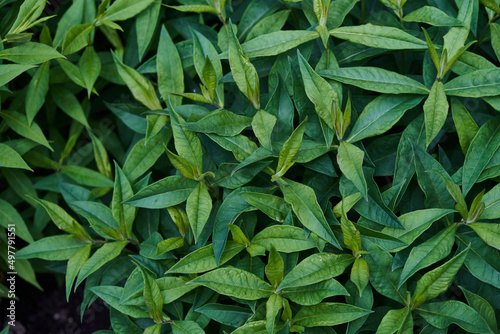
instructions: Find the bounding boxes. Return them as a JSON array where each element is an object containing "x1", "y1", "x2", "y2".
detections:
[{"x1": 1, "y1": 273, "x2": 110, "y2": 334}]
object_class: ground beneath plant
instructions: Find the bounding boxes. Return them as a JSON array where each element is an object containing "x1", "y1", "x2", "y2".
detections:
[{"x1": 1, "y1": 273, "x2": 110, "y2": 334}]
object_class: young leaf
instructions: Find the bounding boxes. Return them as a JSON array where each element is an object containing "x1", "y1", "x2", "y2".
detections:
[
  {"x1": 79, "y1": 46, "x2": 101, "y2": 98},
  {"x1": 240, "y1": 30, "x2": 319, "y2": 58},
  {"x1": 468, "y1": 223, "x2": 500, "y2": 250},
  {"x1": 189, "y1": 267, "x2": 273, "y2": 300},
  {"x1": 157, "y1": 25, "x2": 184, "y2": 106},
  {"x1": 252, "y1": 109, "x2": 277, "y2": 151},
  {"x1": 61, "y1": 23, "x2": 93, "y2": 55},
  {"x1": 251, "y1": 225, "x2": 317, "y2": 252},
  {"x1": 25, "y1": 61, "x2": 50, "y2": 126},
  {"x1": 351, "y1": 257, "x2": 369, "y2": 297},
  {"x1": 451, "y1": 98, "x2": 479, "y2": 155},
  {"x1": 265, "y1": 245, "x2": 284, "y2": 289},
  {"x1": 376, "y1": 307, "x2": 412, "y2": 334},
  {"x1": 337, "y1": 141, "x2": 368, "y2": 199},
  {"x1": 424, "y1": 81, "x2": 448, "y2": 147},
  {"x1": 275, "y1": 118, "x2": 307, "y2": 177},
  {"x1": 65, "y1": 244, "x2": 91, "y2": 300},
  {"x1": 101, "y1": 0, "x2": 154, "y2": 22},
  {"x1": 111, "y1": 164, "x2": 135, "y2": 238},
  {"x1": 186, "y1": 182, "x2": 212, "y2": 243}
]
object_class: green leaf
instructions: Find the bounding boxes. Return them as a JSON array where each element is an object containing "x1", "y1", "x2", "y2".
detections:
[
  {"x1": 265, "y1": 245, "x2": 284, "y2": 289},
  {"x1": 111, "y1": 51, "x2": 162, "y2": 110},
  {"x1": 157, "y1": 25, "x2": 183, "y2": 106},
  {"x1": 279, "y1": 178, "x2": 340, "y2": 248},
  {"x1": 294, "y1": 303, "x2": 372, "y2": 327},
  {"x1": 412, "y1": 245, "x2": 470, "y2": 307},
  {"x1": 196, "y1": 304, "x2": 252, "y2": 328},
  {"x1": 283, "y1": 278, "x2": 348, "y2": 305},
  {"x1": 25, "y1": 61, "x2": 50, "y2": 126},
  {"x1": 459, "y1": 286, "x2": 498, "y2": 333},
  {"x1": 166, "y1": 4, "x2": 217, "y2": 13},
  {"x1": 416, "y1": 300, "x2": 494, "y2": 334},
  {"x1": 167, "y1": 242, "x2": 244, "y2": 274},
  {"x1": 61, "y1": 165, "x2": 114, "y2": 188},
  {"x1": 207, "y1": 133, "x2": 257, "y2": 162},
  {"x1": 126, "y1": 175, "x2": 198, "y2": 209},
  {"x1": 240, "y1": 30, "x2": 319, "y2": 58},
  {"x1": 171, "y1": 321, "x2": 204, "y2": 334},
  {"x1": 275, "y1": 118, "x2": 308, "y2": 177},
  {"x1": 169, "y1": 105, "x2": 203, "y2": 177},
  {"x1": 0, "y1": 64, "x2": 37, "y2": 87},
  {"x1": 246, "y1": 10, "x2": 290, "y2": 41},
  {"x1": 278, "y1": 253, "x2": 354, "y2": 290},
  {"x1": 122, "y1": 129, "x2": 171, "y2": 181},
  {"x1": 102, "y1": 0, "x2": 154, "y2": 22},
  {"x1": 51, "y1": 87, "x2": 90, "y2": 127},
  {"x1": 0, "y1": 110, "x2": 52, "y2": 150},
  {"x1": 330, "y1": 24, "x2": 427, "y2": 50},
  {"x1": 347, "y1": 95, "x2": 423, "y2": 143},
  {"x1": 398, "y1": 224, "x2": 457, "y2": 288},
  {"x1": 376, "y1": 307, "x2": 412, "y2": 334},
  {"x1": 482, "y1": 183, "x2": 500, "y2": 219},
  {"x1": 112, "y1": 164, "x2": 135, "y2": 238},
  {"x1": 297, "y1": 50, "x2": 339, "y2": 131},
  {"x1": 144, "y1": 324, "x2": 162, "y2": 334},
  {"x1": 88, "y1": 131, "x2": 113, "y2": 179},
  {"x1": 241, "y1": 192, "x2": 290, "y2": 223},
  {"x1": 91, "y1": 286, "x2": 149, "y2": 318},
  {"x1": 462, "y1": 116, "x2": 500, "y2": 196},
  {"x1": 320, "y1": 67, "x2": 429, "y2": 95},
  {"x1": 75, "y1": 241, "x2": 128, "y2": 287},
  {"x1": 62, "y1": 23, "x2": 93, "y2": 55},
  {"x1": 189, "y1": 267, "x2": 273, "y2": 300},
  {"x1": 65, "y1": 244, "x2": 91, "y2": 300},
  {"x1": 183, "y1": 109, "x2": 252, "y2": 136},
  {"x1": 0, "y1": 199, "x2": 34, "y2": 243},
  {"x1": 337, "y1": 141, "x2": 368, "y2": 199},
  {"x1": 251, "y1": 225, "x2": 317, "y2": 252},
  {"x1": 403, "y1": 6, "x2": 463, "y2": 26},
  {"x1": 444, "y1": 69, "x2": 500, "y2": 97},
  {"x1": 135, "y1": 264, "x2": 163, "y2": 321},
  {"x1": 79, "y1": 46, "x2": 101, "y2": 98},
  {"x1": 227, "y1": 22, "x2": 260, "y2": 109},
  {"x1": 0, "y1": 143, "x2": 31, "y2": 171},
  {"x1": 351, "y1": 257, "x2": 369, "y2": 297},
  {"x1": 252, "y1": 109, "x2": 277, "y2": 151},
  {"x1": 16, "y1": 235, "x2": 87, "y2": 260},
  {"x1": 451, "y1": 98, "x2": 479, "y2": 155},
  {"x1": 186, "y1": 182, "x2": 212, "y2": 243},
  {"x1": 0, "y1": 42, "x2": 63, "y2": 64},
  {"x1": 424, "y1": 81, "x2": 449, "y2": 147},
  {"x1": 468, "y1": 223, "x2": 500, "y2": 250}
]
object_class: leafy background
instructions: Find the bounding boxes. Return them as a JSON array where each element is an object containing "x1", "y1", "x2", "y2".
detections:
[{"x1": 0, "y1": 0, "x2": 499, "y2": 333}]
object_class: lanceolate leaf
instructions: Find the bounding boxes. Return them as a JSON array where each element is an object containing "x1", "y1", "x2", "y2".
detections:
[
  {"x1": 462, "y1": 116, "x2": 500, "y2": 196},
  {"x1": 424, "y1": 81, "x2": 449, "y2": 147},
  {"x1": 186, "y1": 181, "x2": 212, "y2": 243},
  {"x1": 240, "y1": 30, "x2": 319, "y2": 58},
  {"x1": 157, "y1": 25, "x2": 183, "y2": 106},
  {"x1": 294, "y1": 303, "x2": 372, "y2": 327},
  {"x1": 330, "y1": 24, "x2": 427, "y2": 50},
  {"x1": 444, "y1": 69, "x2": 500, "y2": 97},
  {"x1": 337, "y1": 141, "x2": 368, "y2": 199},
  {"x1": 319, "y1": 67, "x2": 429, "y2": 95},
  {"x1": 26, "y1": 61, "x2": 50, "y2": 125},
  {"x1": 451, "y1": 98, "x2": 479, "y2": 154}
]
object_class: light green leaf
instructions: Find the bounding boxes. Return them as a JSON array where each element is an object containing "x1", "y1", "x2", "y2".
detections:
[
  {"x1": 416, "y1": 300, "x2": 494, "y2": 334},
  {"x1": 266, "y1": 294, "x2": 282, "y2": 333},
  {"x1": 330, "y1": 24, "x2": 427, "y2": 50},
  {"x1": 337, "y1": 141, "x2": 368, "y2": 199},
  {"x1": 451, "y1": 98, "x2": 479, "y2": 154},
  {"x1": 468, "y1": 223, "x2": 500, "y2": 250},
  {"x1": 240, "y1": 30, "x2": 318, "y2": 58},
  {"x1": 251, "y1": 225, "x2": 317, "y2": 252},
  {"x1": 424, "y1": 81, "x2": 448, "y2": 147},
  {"x1": 351, "y1": 257, "x2": 369, "y2": 296},
  {"x1": 265, "y1": 245, "x2": 284, "y2": 289},
  {"x1": 112, "y1": 164, "x2": 135, "y2": 238},
  {"x1": 444, "y1": 69, "x2": 500, "y2": 97},
  {"x1": 0, "y1": 42, "x2": 63, "y2": 64},
  {"x1": 0, "y1": 199, "x2": 34, "y2": 243},
  {"x1": 65, "y1": 244, "x2": 91, "y2": 300},
  {"x1": 183, "y1": 109, "x2": 252, "y2": 136},
  {"x1": 462, "y1": 116, "x2": 500, "y2": 196},
  {"x1": 275, "y1": 118, "x2": 308, "y2": 177},
  {"x1": 278, "y1": 253, "x2": 354, "y2": 290},
  {"x1": 283, "y1": 278, "x2": 348, "y2": 306},
  {"x1": 0, "y1": 143, "x2": 32, "y2": 171},
  {"x1": 246, "y1": 10, "x2": 290, "y2": 41},
  {"x1": 75, "y1": 241, "x2": 128, "y2": 287},
  {"x1": 79, "y1": 46, "x2": 101, "y2": 98},
  {"x1": 91, "y1": 286, "x2": 149, "y2": 318},
  {"x1": 241, "y1": 192, "x2": 290, "y2": 223},
  {"x1": 88, "y1": 131, "x2": 113, "y2": 180},
  {"x1": 294, "y1": 302, "x2": 372, "y2": 327},
  {"x1": 279, "y1": 178, "x2": 340, "y2": 248},
  {"x1": 347, "y1": 95, "x2": 423, "y2": 143},
  {"x1": 25, "y1": 62, "x2": 50, "y2": 126},
  {"x1": 482, "y1": 183, "x2": 500, "y2": 219},
  {"x1": 122, "y1": 129, "x2": 171, "y2": 181},
  {"x1": 297, "y1": 50, "x2": 339, "y2": 131},
  {"x1": 189, "y1": 267, "x2": 273, "y2": 300},
  {"x1": 157, "y1": 25, "x2": 183, "y2": 106},
  {"x1": 459, "y1": 286, "x2": 498, "y2": 333},
  {"x1": 167, "y1": 242, "x2": 245, "y2": 274},
  {"x1": 16, "y1": 235, "x2": 88, "y2": 260},
  {"x1": 62, "y1": 23, "x2": 93, "y2": 55},
  {"x1": 102, "y1": 0, "x2": 154, "y2": 22},
  {"x1": 111, "y1": 51, "x2": 162, "y2": 110},
  {"x1": 186, "y1": 181, "x2": 212, "y2": 243},
  {"x1": 126, "y1": 175, "x2": 198, "y2": 209},
  {"x1": 399, "y1": 224, "x2": 457, "y2": 288},
  {"x1": 0, "y1": 110, "x2": 52, "y2": 150},
  {"x1": 0, "y1": 64, "x2": 36, "y2": 87},
  {"x1": 320, "y1": 67, "x2": 429, "y2": 95},
  {"x1": 403, "y1": 6, "x2": 463, "y2": 26},
  {"x1": 412, "y1": 245, "x2": 470, "y2": 307},
  {"x1": 376, "y1": 307, "x2": 412, "y2": 334},
  {"x1": 172, "y1": 321, "x2": 204, "y2": 334},
  {"x1": 61, "y1": 165, "x2": 114, "y2": 188},
  {"x1": 252, "y1": 109, "x2": 276, "y2": 150}
]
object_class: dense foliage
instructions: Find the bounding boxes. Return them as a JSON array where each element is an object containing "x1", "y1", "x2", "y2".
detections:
[{"x1": 1, "y1": 0, "x2": 500, "y2": 333}]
